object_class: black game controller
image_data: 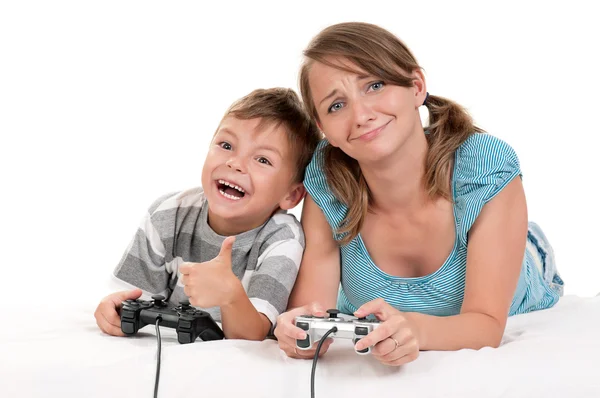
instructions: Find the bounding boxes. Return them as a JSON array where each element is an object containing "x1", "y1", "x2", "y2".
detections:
[{"x1": 120, "y1": 295, "x2": 224, "y2": 343}]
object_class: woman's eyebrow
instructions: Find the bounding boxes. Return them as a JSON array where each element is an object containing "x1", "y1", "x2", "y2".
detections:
[{"x1": 319, "y1": 89, "x2": 339, "y2": 107}]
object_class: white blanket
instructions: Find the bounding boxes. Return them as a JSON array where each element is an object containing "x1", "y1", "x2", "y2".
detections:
[{"x1": 2, "y1": 294, "x2": 599, "y2": 398}]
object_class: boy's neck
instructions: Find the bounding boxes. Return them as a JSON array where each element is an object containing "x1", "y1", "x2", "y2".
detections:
[{"x1": 206, "y1": 207, "x2": 274, "y2": 237}]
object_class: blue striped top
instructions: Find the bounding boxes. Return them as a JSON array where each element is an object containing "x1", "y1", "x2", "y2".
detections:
[{"x1": 304, "y1": 133, "x2": 560, "y2": 317}]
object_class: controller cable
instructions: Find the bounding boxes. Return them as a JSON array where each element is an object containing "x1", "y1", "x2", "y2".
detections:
[
  {"x1": 310, "y1": 326, "x2": 338, "y2": 398},
  {"x1": 154, "y1": 317, "x2": 162, "y2": 398}
]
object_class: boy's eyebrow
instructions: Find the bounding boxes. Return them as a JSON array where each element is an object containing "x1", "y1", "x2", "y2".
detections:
[
  {"x1": 255, "y1": 144, "x2": 283, "y2": 158},
  {"x1": 216, "y1": 127, "x2": 237, "y2": 137},
  {"x1": 217, "y1": 127, "x2": 283, "y2": 158}
]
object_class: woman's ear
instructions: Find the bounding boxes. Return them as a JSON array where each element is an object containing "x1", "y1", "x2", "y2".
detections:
[{"x1": 412, "y1": 69, "x2": 427, "y2": 108}]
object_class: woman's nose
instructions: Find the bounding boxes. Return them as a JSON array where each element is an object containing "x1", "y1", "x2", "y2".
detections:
[{"x1": 352, "y1": 98, "x2": 376, "y2": 127}]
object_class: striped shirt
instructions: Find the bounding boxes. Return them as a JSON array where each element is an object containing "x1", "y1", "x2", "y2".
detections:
[
  {"x1": 304, "y1": 133, "x2": 560, "y2": 317},
  {"x1": 113, "y1": 187, "x2": 304, "y2": 325}
]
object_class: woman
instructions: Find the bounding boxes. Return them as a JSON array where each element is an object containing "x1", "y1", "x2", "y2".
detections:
[{"x1": 273, "y1": 22, "x2": 564, "y2": 366}]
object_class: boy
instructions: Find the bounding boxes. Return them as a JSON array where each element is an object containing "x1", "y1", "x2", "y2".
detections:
[{"x1": 94, "y1": 88, "x2": 321, "y2": 341}]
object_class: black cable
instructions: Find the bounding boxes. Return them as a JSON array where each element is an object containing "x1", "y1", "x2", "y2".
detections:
[
  {"x1": 310, "y1": 326, "x2": 338, "y2": 398},
  {"x1": 154, "y1": 317, "x2": 162, "y2": 398}
]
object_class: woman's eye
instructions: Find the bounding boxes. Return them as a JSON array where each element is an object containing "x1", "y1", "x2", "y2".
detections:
[
  {"x1": 369, "y1": 81, "x2": 385, "y2": 91},
  {"x1": 328, "y1": 102, "x2": 344, "y2": 113},
  {"x1": 257, "y1": 157, "x2": 272, "y2": 166},
  {"x1": 219, "y1": 142, "x2": 232, "y2": 150}
]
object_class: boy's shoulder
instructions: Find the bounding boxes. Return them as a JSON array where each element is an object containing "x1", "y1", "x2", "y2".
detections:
[
  {"x1": 256, "y1": 210, "x2": 304, "y2": 246},
  {"x1": 147, "y1": 187, "x2": 206, "y2": 214}
]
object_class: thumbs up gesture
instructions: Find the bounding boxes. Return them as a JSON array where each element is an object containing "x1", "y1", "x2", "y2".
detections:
[{"x1": 179, "y1": 236, "x2": 242, "y2": 308}]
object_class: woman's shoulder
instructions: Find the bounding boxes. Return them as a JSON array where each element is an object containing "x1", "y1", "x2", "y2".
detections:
[
  {"x1": 303, "y1": 138, "x2": 331, "y2": 191},
  {"x1": 453, "y1": 132, "x2": 523, "y2": 208},
  {"x1": 303, "y1": 139, "x2": 348, "y2": 234},
  {"x1": 454, "y1": 132, "x2": 521, "y2": 182}
]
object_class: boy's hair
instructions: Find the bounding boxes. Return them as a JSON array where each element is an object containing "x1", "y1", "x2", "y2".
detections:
[{"x1": 221, "y1": 88, "x2": 322, "y2": 183}]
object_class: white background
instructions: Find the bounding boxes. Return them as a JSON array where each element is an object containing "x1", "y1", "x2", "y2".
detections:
[{"x1": 1, "y1": 0, "x2": 598, "y2": 304}]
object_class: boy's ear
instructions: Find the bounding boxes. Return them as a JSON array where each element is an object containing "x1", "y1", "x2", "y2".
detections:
[{"x1": 279, "y1": 182, "x2": 306, "y2": 211}]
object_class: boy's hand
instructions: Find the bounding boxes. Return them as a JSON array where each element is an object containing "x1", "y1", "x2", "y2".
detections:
[
  {"x1": 94, "y1": 289, "x2": 142, "y2": 336},
  {"x1": 179, "y1": 236, "x2": 242, "y2": 308}
]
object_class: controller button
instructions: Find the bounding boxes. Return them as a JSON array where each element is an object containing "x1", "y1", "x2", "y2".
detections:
[
  {"x1": 297, "y1": 337, "x2": 311, "y2": 349},
  {"x1": 355, "y1": 326, "x2": 369, "y2": 335},
  {"x1": 121, "y1": 310, "x2": 135, "y2": 319},
  {"x1": 179, "y1": 320, "x2": 192, "y2": 329},
  {"x1": 178, "y1": 332, "x2": 193, "y2": 344},
  {"x1": 179, "y1": 299, "x2": 191, "y2": 310},
  {"x1": 353, "y1": 338, "x2": 369, "y2": 353},
  {"x1": 152, "y1": 295, "x2": 166, "y2": 306},
  {"x1": 326, "y1": 309, "x2": 340, "y2": 318},
  {"x1": 122, "y1": 322, "x2": 135, "y2": 334},
  {"x1": 296, "y1": 321, "x2": 309, "y2": 331}
]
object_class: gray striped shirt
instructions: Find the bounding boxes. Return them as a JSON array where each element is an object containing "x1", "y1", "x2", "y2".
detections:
[{"x1": 113, "y1": 187, "x2": 304, "y2": 325}]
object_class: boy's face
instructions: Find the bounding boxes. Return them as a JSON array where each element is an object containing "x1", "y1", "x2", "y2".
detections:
[{"x1": 201, "y1": 116, "x2": 304, "y2": 235}]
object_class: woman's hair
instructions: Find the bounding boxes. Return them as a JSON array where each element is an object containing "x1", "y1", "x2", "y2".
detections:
[{"x1": 299, "y1": 22, "x2": 483, "y2": 245}]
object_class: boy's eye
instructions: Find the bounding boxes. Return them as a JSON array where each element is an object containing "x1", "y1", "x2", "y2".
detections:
[
  {"x1": 368, "y1": 81, "x2": 385, "y2": 92},
  {"x1": 219, "y1": 142, "x2": 232, "y2": 150},
  {"x1": 328, "y1": 102, "x2": 344, "y2": 113},
  {"x1": 257, "y1": 157, "x2": 272, "y2": 166}
]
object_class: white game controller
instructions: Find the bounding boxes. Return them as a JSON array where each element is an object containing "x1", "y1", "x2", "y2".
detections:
[{"x1": 295, "y1": 309, "x2": 381, "y2": 355}]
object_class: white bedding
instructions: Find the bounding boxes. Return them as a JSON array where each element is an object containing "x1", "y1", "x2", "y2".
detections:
[{"x1": 2, "y1": 293, "x2": 599, "y2": 398}]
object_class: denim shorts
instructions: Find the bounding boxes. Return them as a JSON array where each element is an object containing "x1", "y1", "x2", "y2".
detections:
[{"x1": 527, "y1": 221, "x2": 564, "y2": 296}]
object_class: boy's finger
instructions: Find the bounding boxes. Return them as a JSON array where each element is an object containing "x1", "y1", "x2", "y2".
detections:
[
  {"x1": 179, "y1": 263, "x2": 193, "y2": 275},
  {"x1": 99, "y1": 312, "x2": 125, "y2": 337},
  {"x1": 101, "y1": 303, "x2": 123, "y2": 326},
  {"x1": 109, "y1": 289, "x2": 143, "y2": 307},
  {"x1": 217, "y1": 236, "x2": 236, "y2": 264}
]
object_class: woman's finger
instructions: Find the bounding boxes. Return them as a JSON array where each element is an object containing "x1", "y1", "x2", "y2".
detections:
[{"x1": 354, "y1": 298, "x2": 396, "y2": 321}]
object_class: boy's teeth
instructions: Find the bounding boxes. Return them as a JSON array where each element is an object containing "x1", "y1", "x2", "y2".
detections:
[
  {"x1": 219, "y1": 189, "x2": 242, "y2": 201},
  {"x1": 218, "y1": 179, "x2": 245, "y2": 193}
]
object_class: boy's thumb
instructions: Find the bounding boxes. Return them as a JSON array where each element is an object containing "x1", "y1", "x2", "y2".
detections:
[
  {"x1": 217, "y1": 236, "x2": 236, "y2": 263},
  {"x1": 121, "y1": 288, "x2": 143, "y2": 300}
]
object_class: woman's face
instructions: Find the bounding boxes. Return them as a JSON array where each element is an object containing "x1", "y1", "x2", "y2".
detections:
[{"x1": 308, "y1": 59, "x2": 426, "y2": 164}]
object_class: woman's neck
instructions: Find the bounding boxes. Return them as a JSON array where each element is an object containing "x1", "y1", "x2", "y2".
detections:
[{"x1": 360, "y1": 131, "x2": 430, "y2": 214}]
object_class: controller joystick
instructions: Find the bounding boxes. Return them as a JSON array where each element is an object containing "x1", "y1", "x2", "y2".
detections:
[{"x1": 120, "y1": 297, "x2": 224, "y2": 343}]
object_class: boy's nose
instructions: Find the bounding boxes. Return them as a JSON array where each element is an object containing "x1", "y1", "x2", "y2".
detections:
[{"x1": 226, "y1": 157, "x2": 246, "y2": 173}]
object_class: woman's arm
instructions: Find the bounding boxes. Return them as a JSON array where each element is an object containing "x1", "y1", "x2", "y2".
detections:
[
  {"x1": 287, "y1": 195, "x2": 341, "y2": 310},
  {"x1": 354, "y1": 176, "x2": 528, "y2": 359},
  {"x1": 419, "y1": 175, "x2": 528, "y2": 349},
  {"x1": 273, "y1": 195, "x2": 341, "y2": 359}
]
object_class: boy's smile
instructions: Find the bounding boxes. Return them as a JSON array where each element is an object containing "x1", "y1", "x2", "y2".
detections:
[
  {"x1": 216, "y1": 179, "x2": 247, "y2": 201},
  {"x1": 201, "y1": 116, "x2": 304, "y2": 236}
]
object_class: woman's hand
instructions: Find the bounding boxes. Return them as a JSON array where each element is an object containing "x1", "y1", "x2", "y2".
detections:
[
  {"x1": 273, "y1": 303, "x2": 333, "y2": 359},
  {"x1": 353, "y1": 298, "x2": 421, "y2": 366}
]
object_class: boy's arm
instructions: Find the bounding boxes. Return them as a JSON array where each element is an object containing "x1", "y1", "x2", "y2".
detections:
[
  {"x1": 112, "y1": 198, "x2": 172, "y2": 298},
  {"x1": 179, "y1": 222, "x2": 303, "y2": 341},
  {"x1": 179, "y1": 236, "x2": 275, "y2": 340},
  {"x1": 219, "y1": 284, "x2": 273, "y2": 340}
]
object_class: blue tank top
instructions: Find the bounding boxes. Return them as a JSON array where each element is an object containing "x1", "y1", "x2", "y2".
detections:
[{"x1": 304, "y1": 133, "x2": 560, "y2": 316}]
